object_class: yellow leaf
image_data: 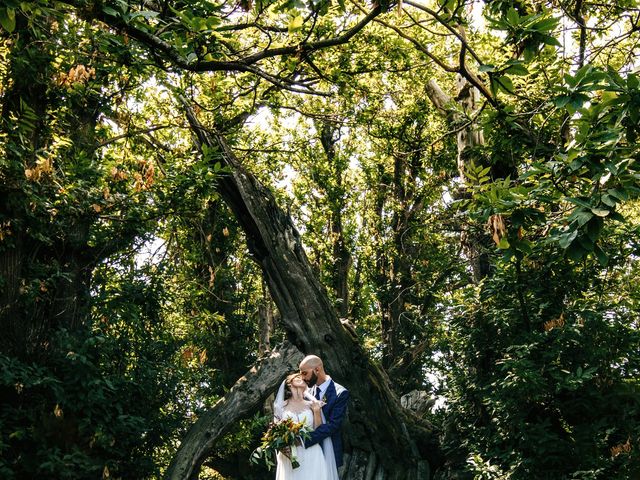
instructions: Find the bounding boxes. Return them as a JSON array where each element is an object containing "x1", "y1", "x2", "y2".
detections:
[
  {"x1": 288, "y1": 15, "x2": 303, "y2": 33},
  {"x1": 487, "y1": 214, "x2": 507, "y2": 246},
  {"x1": 497, "y1": 236, "x2": 510, "y2": 249},
  {"x1": 199, "y1": 349, "x2": 208, "y2": 365}
]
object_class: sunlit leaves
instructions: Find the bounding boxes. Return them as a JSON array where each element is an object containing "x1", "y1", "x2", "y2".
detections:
[
  {"x1": 2, "y1": 0, "x2": 639, "y2": 478},
  {"x1": 288, "y1": 14, "x2": 304, "y2": 32},
  {"x1": 487, "y1": 7, "x2": 560, "y2": 61}
]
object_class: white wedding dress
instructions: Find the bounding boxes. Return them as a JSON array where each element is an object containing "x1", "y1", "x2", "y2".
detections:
[{"x1": 275, "y1": 409, "x2": 329, "y2": 480}]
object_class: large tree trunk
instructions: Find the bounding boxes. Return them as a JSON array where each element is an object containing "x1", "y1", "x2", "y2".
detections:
[
  {"x1": 257, "y1": 280, "x2": 275, "y2": 355},
  {"x1": 318, "y1": 122, "x2": 352, "y2": 318},
  {"x1": 172, "y1": 99, "x2": 438, "y2": 479},
  {"x1": 0, "y1": 15, "x2": 93, "y2": 353},
  {"x1": 425, "y1": 78, "x2": 491, "y2": 282},
  {"x1": 0, "y1": 17, "x2": 49, "y2": 352},
  {"x1": 165, "y1": 343, "x2": 303, "y2": 480}
]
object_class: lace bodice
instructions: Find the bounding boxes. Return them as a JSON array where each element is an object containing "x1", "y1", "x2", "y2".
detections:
[{"x1": 281, "y1": 408, "x2": 314, "y2": 429}]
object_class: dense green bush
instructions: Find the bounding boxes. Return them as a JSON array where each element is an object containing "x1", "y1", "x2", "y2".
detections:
[
  {"x1": 438, "y1": 252, "x2": 640, "y2": 479},
  {"x1": 0, "y1": 268, "x2": 186, "y2": 479}
]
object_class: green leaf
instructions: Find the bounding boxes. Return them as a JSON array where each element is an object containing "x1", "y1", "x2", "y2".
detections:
[
  {"x1": 607, "y1": 188, "x2": 629, "y2": 201},
  {"x1": 573, "y1": 64, "x2": 594, "y2": 84},
  {"x1": 130, "y1": 10, "x2": 160, "y2": 20},
  {"x1": 495, "y1": 76, "x2": 514, "y2": 94},
  {"x1": 566, "y1": 242, "x2": 586, "y2": 261},
  {"x1": 586, "y1": 217, "x2": 603, "y2": 242},
  {"x1": 600, "y1": 194, "x2": 617, "y2": 207},
  {"x1": 558, "y1": 229, "x2": 578, "y2": 249},
  {"x1": 576, "y1": 234, "x2": 594, "y2": 252},
  {"x1": 0, "y1": 8, "x2": 16, "y2": 33},
  {"x1": 514, "y1": 238, "x2": 533, "y2": 254},
  {"x1": 565, "y1": 197, "x2": 591, "y2": 209},
  {"x1": 497, "y1": 236, "x2": 510, "y2": 249},
  {"x1": 570, "y1": 209, "x2": 593, "y2": 227},
  {"x1": 554, "y1": 95, "x2": 571, "y2": 108},
  {"x1": 533, "y1": 17, "x2": 559, "y2": 32},
  {"x1": 608, "y1": 211, "x2": 625, "y2": 222},
  {"x1": 540, "y1": 35, "x2": 561, "y2": 47},
  {"x1": 102, "y1": 6, "x2": 119, "y2": 16},
  {"x1": 590, "y1": 207, "x2": 609, "y2": 217},
  {"x1": 593, "y1": 245, "x2": 608, "y2": 266},
  {"x1": 505, "y1": 64, "x2": 529, "y2": 76},
  {"x1": 567, "y1": 93, "x2": 589, "y2": 112}
]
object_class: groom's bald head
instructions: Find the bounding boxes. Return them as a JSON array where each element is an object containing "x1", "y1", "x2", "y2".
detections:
[
  {"x1": 299, "y1": 355, "x2": 327, "y2": 386},
  {"x1": 300, "y1": 355, "x2": 323, "y2": 370}
]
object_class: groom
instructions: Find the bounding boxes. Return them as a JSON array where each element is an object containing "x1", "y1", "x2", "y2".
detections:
[{"x1": 299, "y1": 354, "x2": 349, "y2": 469}]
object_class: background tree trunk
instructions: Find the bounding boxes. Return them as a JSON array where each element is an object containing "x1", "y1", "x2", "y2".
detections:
[
  {"x1": 425, "y1": 78, "x2": 490, "y2": 282},
  {"x1": 318, "y1": 122, "x2": 352, "y2": 318},
  {"x1": 258, "y1": 280, "x2": 275, "y2": 355},
  {"x1": 164, "y1": 343, "x2": 304, "y2": 480},
  {"x1": 0, "y1": 17, "x2": 95, "y2": 353},
  {"x1": 177, "y1": 98, "x2": 439, "y2": 478}
]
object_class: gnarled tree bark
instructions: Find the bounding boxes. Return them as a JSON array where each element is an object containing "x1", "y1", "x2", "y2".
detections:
[
  {"x1": 168, "y1": 98, "x2": 439, "y2": 479},
  {"x1": 165, "y1": 342, "x2": 303, "y2": 480}
]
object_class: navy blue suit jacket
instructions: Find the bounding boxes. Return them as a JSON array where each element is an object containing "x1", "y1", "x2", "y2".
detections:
[{"x1": 304, "y1": 379, "x2": 349, "y2": 467}]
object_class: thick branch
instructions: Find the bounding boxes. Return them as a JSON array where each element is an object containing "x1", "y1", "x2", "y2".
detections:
[
  {"x1": 179, "y1": 96, "x2": 438, "y2": 474},
  {"x1": 574, "y1": 0, "x2": 587, "y2": 68},
  {"x1": 424, "y1": 79, "x2": 452, "y2": 115},
  {"x1": 60, "y1": 0, "x2": 381, "y2": 75},
  {"x1": 164, "y1": 343, "x2": 303, "y2": 480}
]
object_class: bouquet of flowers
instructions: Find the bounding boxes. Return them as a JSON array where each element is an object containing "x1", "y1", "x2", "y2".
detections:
[{"x1": 250, "y1": 417, "x2": 311, "y2": 470}]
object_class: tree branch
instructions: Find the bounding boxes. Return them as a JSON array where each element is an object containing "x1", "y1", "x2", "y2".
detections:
[
  {"x1": 164, "y1": 342, "x2": 304, "y2": 480},
  {"x1": 59, "y1": 0, "x2": 381, "y2": 91},
  {"x1": 403, "y1": 0, "x2": 485, "y2": 66}
]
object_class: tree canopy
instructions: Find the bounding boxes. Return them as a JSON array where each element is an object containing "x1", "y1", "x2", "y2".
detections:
[{"x1": 1, "y1": 0, "x2": 639, "y2": 478}]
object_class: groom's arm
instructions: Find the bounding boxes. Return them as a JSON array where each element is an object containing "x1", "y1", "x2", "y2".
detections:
[{"x1": 304, "y1": 389, "x2": 349, "y2": 448}]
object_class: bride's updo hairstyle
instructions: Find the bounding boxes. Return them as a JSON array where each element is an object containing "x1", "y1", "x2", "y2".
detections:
[{"x1": 284, "y1": 373, "x2": 302, "y2": 400}]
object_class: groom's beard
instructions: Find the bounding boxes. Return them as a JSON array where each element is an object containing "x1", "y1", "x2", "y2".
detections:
[{"x1": 306, "y1": 372, "x2": 318, "y2": 387}]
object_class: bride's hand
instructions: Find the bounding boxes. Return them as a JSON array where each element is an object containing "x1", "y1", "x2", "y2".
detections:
[{"x1": 310, "y1": 400, "x2": 324, "y2": 412}]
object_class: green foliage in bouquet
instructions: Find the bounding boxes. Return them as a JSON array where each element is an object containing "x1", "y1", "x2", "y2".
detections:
[{"x1": 250, "y1": 418, "x2": 311, "y2": 470}]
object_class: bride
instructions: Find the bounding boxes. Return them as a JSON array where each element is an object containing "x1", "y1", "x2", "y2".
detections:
[{"x1": 274, "y1": 373, "x2": 339, "y2": 480}]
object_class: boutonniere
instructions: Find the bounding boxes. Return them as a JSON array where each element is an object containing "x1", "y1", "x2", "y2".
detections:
[{"x1": 322, "y1": 395, "x2": 327, "y2": 403}]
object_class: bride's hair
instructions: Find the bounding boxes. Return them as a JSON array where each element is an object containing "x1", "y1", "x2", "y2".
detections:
[{"x1": 283, "y1": 373, "x2": 302, "y2": 400}]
